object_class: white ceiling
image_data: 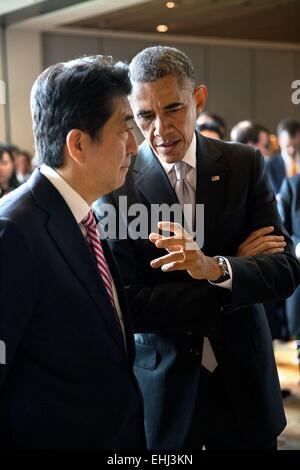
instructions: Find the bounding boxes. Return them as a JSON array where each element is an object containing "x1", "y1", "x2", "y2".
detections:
[{"x1": 0, "y1": 0, "x2": 45, "y2": 16}]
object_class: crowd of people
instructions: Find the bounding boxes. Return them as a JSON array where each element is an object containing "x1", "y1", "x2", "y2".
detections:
[{"x1": 0, "y1": 144, "x2": 32, "y2": 198}]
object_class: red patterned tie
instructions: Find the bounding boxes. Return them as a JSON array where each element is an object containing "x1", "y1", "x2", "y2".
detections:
[{"x1": 81, "y1": 210, "x2": 115, "y2": 308}]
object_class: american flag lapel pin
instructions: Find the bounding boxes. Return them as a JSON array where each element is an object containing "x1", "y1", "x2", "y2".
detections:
[{"x1": 211, "y1": 175, "x2": 220, "y2": 181}]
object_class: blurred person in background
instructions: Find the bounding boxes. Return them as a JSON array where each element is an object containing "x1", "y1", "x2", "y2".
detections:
[
  {"x1": 278, "y1": 174, "x2": 300, "y2": 384},
  {"x1": 0, "y1": 145, "x2": 19, "y2": 198},
  {"x1": 266, "y1": 118, "x2": 300, "y2": 195},
  {"x1": 196, "y1": 111, "x2": 226, "y2": 140},
  {"x1": 230, "y1": 120, "x2": 272, "y2": 159},
  {"x1": 15, "y1": 150, "x2": 32, "y2": 183},
  {"x1": 197, "y1": 121, "x2": 222, "y2": 140},
  {"x1": 231, "y1": 119, "x2": 291, "y2": 397}
]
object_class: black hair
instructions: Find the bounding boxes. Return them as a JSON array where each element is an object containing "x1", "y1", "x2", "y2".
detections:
[
  {"x1": 231, "y1": 122, "x2": 269, "y2": 144},
  {"x1": 30, "y1": 55, "x2": 131, "y2": 167}
]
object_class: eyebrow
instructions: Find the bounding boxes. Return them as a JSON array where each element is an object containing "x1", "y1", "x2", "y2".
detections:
[
  {"x1": 163, "y1": 101, "x2": 183, "y2": 110},
  {"x1": 137, "y1": 102, "x2": 183, "y2": 117}
]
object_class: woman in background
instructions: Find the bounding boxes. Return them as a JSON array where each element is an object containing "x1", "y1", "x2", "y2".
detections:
[{"x1": 0, "y1": 145, "x2": 19, "y2": 198}]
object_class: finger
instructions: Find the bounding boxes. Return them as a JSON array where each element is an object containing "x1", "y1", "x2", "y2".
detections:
[
  {"x1": 150, "y1": 251, "x2": 185, "y2": 268},
  {"x1": 161, "y1": 261, "x2": 188, "y2": 272},
  {"x1": 149, "y1": 232, "x2": 163, "y2": 243},
  {"x1": 243, "y1": 235, "x2": 285, "y2": 251},
  {"x1": 255, "y1": 241, "x2": 286, "y2": 252},
  {"x1": 249, "y1": 242, "x2": 286, "y2": 256},
  {"x1": 149, "y1": 233, "x2": 181, "y2": 253},
  {"x1": 155, "y1": 236, "x2": 186, "y2": 249},
  {"x1": 157, "y1": 221, "x2": 191, "y2": 240},
  {"x1": 156, "y1": 237, "x2": 199, "y2": 251},
  {"x1": 262, "y1": 247, "x2": 285, "y2": 254}
]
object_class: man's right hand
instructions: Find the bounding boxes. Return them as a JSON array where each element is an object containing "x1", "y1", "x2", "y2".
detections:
[{"x1": 237, "y1": 226, "x2": 286, "y2": 256}]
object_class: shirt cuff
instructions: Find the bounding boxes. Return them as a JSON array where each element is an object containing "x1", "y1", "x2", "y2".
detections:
[{"x1": 209, "y1": 257, "x2": 232, "y2": 290}]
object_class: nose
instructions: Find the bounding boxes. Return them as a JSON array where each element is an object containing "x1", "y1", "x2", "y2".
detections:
[
  {"x1": 154, "y1": 115, "x2": 171, "y2": 138},
  {"x1": 127, "y1": 128, "x2": 138, "y2": 156}
]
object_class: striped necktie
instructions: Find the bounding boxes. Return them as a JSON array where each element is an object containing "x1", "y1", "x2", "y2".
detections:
[{"x1": 81, "y1": 210, "x2": 116, "y2": 309}]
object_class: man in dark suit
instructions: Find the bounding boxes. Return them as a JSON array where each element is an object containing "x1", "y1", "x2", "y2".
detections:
[
  {"x1": 0, "y1": 56, "x2": 145, "y2": 449},
  {"x1": 266, "y1": 118, "x2": 300, "y2": 195},
  {"x1": 97, "y1": 46, "x2": 300, "y2": 450}
]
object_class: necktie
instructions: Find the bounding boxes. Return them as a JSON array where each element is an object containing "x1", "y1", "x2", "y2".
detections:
[
  {"x1": 173, "y1": 160, "x2": 218, "y2": 373},
  {"x1": 81, "y1": 210, "x2": 116, "y2": 310},
  {"x1": 174, "y1": 161, "x2": 195, "y2": 233}
]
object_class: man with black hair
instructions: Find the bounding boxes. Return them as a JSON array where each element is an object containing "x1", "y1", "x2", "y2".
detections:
[
  {"x1": 266, "y1": 118, "x2": 300, "y2": 194},
  {"x1": 0, "y1": 55, "x2": 145, "y2": 449},
  {"x1": 230, "y1": 120, "x2": 271, "y2": 159}
]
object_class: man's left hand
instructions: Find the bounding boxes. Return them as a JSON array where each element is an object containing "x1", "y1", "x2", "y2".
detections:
[{"x1": 149, "y1": 222, "x2": 221, "y2": 281}]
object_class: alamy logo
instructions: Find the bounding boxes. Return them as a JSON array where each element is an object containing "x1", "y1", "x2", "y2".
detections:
[
  {"x1": 0, "y1": 340, "x2": 6, "y2": 365},
  {"x1": 291, "y1": 80, "x2": 300, "y2": 105},
  {"x1": 0, "y1": 80, "x2": 6, "y2": 105},
  {"x1": 96, "y1": 197, "x2": 205, "y2": 250}
]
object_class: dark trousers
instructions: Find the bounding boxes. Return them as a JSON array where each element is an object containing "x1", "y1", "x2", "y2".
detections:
[{"x1": 186, "y1": 366, "x2": 277, "y2": 450}]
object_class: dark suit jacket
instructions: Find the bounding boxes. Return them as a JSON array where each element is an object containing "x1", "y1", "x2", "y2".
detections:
[
  {"x1": 278, "y1": 175, "x2": 300, "y2": 336},
  {"x1": 97, "y1": 133, "x2": 300, "y2": 449},
  {"x1": 265, "y1": 153, "x2": 286, "y2": 195},
  {"x1": 0, "y1": 169, "x2": 145, "y2": 449}
]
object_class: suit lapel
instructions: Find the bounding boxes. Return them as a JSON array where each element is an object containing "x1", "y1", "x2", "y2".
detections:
[
  {"x1": 27, "y1": 170, "x2": 125, "y2": 353},
  {"x1": 195, "y1": 133, "x2": 228, "y2": 254},
  {"x1": 133, "y1": 142, "x2": 178, "y2": 207}
]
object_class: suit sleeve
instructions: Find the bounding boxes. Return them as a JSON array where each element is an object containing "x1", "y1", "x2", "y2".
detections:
[
  {"x1": 0, "y1": 218, "x2": 37, "y2": 392},
  {"x1": 227, "y1": 151, "x2": 300, "y2": 306},
  {"x1": 98, "y1": 196, "x2": 229, "y2": 335}
]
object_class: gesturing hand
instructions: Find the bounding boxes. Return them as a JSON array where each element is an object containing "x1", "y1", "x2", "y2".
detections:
[{"x1": 149, "y1": 222, "x2": 221, "y2": 281}]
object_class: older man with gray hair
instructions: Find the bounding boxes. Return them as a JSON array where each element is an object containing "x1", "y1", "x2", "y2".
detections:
[{"x1": 97, "y1": 46, "x2": 300, "y2": 450}]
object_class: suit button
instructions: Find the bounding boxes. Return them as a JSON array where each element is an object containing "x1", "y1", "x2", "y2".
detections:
[
  {"x1": 220, "y1": 307, "x2": 224, "y2": 312},
  {"x1": 189, "y1": 348, "x2": 200, "y2": 357}
]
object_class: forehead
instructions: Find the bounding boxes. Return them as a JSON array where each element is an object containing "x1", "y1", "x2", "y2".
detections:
[
  {"x1": 0, "y1": 151, "x2": 11, "y2": 162},
  {"x1": 259, "y1": 131, "x2": 269, "y2": 141},
  {"x1": 130, "y1": 75, "x2": 192, "y2": 109}
]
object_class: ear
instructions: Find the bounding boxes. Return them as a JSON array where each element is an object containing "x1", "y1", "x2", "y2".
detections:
[
  {"x1": 194, "y1": 85, "x2": 208, "y2": 117},
  {"x1": 66, "y1": 129, "x2": 86, "y2": 164}
]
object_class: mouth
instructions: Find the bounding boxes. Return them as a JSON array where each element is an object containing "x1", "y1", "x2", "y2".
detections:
[{"x1": 156, "y1": 139, "x2": 180, "y2": 153}]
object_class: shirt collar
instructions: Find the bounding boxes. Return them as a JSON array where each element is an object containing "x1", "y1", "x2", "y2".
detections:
[
  {"x1": 157, "y1": 132, "x2": 196, "y2": 175},
  {"x1": 39, "y1": 164, "x2": 90, "y2": 223}
]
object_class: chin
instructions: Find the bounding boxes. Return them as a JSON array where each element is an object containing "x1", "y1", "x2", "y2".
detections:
[{"x1": 161, "y1": 155, "x2": 182, "y2": 164}]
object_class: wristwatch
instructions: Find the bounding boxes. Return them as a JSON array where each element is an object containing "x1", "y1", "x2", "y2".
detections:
[{"x1": 212, "y1": 256, "x2": 231, "y2": 283}]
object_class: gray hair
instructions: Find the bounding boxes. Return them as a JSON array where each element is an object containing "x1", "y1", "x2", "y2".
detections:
[{"x1": 129, "y1": 46, "x2": 195, "y2": 89}]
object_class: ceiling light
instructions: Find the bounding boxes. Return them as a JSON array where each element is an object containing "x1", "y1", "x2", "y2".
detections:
[
  {"x1": 166, "y1": 1, "x2": 176, "y2": 8},
  {"x1": 156, "y1": 24, "x2": 168, "y2": 33}
]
